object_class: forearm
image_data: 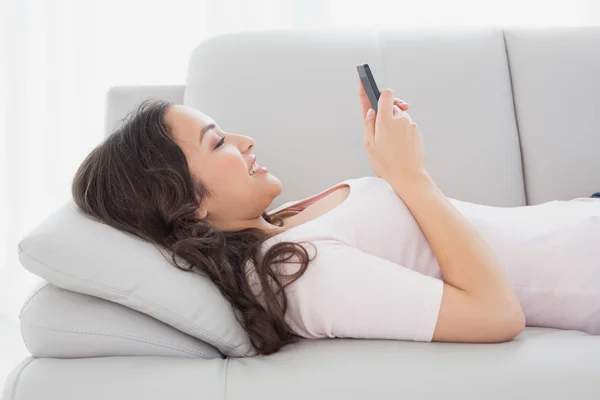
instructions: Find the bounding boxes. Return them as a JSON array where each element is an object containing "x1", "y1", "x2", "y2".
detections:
[{"x1": 390, "y1": 173, "x2": 520, "y2": 307}]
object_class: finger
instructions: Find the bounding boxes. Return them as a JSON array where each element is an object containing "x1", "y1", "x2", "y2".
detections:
[
  {"x1": 395, "y1": 111, "x2": 412, "y2": 124},
  {"x1": 377, "y1": 88, "x2": 394, "y2": 120},
  {"x1": 363, "y1": 108, "x2": 376, "y2": 147},
  {"x1": 394, "y1": 98, "x2": 409, "y2": 111},
  {"x1": 393, "y1": 105, "x2": 413, "y2": 122}
]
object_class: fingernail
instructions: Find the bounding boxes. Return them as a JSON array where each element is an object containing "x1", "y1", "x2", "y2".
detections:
[{"x1": 366, "y1": 108, "x2": 374, "y2": 118}]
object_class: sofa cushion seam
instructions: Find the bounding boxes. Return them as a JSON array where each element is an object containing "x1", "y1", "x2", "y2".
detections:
[
  {"x1": 18, "y1": 281, "x2": 50, "y2": 318},
  {"x1": 9, "y1": 357, "x2": 35, "y2": 400},
  {"x1": 223, "y1": 357, "x2": 231, "y2": 400},
  {"x1": 502, "y1": 29, "x2": 528, "y2": 205}
]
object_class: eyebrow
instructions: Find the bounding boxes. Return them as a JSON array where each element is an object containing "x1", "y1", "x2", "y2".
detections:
[{"x1": 200, "y1": 123, "x2": 216, "y2": 143}]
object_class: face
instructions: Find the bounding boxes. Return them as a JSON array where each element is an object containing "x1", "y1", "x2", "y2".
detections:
[{"x1": 165, "y1": 105, "x2": 282, "y2": 230}]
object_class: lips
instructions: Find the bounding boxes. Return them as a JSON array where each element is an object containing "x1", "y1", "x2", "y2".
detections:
[{"x1": 247, "y1": 154, "x2": 257, "y2": 170}]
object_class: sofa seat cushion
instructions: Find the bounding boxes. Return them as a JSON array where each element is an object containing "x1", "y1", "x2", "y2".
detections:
[{"x1": 5, "y1": 328, "x2": 600, "y2": 400}]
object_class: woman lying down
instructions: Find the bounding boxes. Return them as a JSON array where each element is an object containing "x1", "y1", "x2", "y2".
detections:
[{"x1": 71, "y1": 78, "x2": 600, "y2": 356}]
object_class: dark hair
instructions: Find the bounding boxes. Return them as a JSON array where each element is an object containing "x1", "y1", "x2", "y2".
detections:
[{"x1": 72, "y1": 99, "x2": 312, "y2": 355}]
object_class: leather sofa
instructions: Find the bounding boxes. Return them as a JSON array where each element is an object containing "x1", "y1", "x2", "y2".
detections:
[{"x1": 4, "y1": 27, "x2": 600, "y2": 400}]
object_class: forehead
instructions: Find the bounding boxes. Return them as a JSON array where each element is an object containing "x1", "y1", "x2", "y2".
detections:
[{"x1": 166, "y1": 105, "x2": 214, "y2": 137}]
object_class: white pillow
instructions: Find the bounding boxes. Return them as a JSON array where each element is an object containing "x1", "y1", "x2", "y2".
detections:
[{"x1": 18, "y1": 201, "x2": 256, "y2": 357}]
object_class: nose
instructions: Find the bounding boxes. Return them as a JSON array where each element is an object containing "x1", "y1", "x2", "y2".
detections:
[{"x1": 239, "y1": 134, "x2": 254, "y2": 154}]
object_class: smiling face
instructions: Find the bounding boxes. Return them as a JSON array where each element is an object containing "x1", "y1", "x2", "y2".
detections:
[{"x1": 165, "y1": 105, "x2": 282, "y2": 231}]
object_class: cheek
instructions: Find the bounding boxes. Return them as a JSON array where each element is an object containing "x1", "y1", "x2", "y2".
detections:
[
  {"x1": 220, "y1": 154, "x2": 248, "y2": 180},
  {"x1": 202, "y1": 154, "x2": 248, "y2": 189}
]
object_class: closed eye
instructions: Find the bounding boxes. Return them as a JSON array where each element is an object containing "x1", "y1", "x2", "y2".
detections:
[{"x1": 214, "y1": 137, "x2": 225, "y2": 149}]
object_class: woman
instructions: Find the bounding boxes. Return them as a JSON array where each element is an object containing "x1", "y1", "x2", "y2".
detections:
[{"x1": 72, "y1": 79, "x2": 600, "y2": 356}]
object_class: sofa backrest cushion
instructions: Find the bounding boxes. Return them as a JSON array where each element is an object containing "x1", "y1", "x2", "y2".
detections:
[
  {"x1": 185, "y1": 28, "x2": 526, "y2": 209},
  {"x1": 503, "y1": 27, "x2": 600, "y2": 204}
]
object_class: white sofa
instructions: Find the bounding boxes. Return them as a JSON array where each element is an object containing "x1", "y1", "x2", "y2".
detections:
[{"x1": 4, "y1": 27, "x2": 600, "y2": 400}]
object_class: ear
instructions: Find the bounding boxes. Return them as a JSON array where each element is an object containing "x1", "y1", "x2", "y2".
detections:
[{"x1": 196, "y1": 207, "x2": 208, "y2": 220}]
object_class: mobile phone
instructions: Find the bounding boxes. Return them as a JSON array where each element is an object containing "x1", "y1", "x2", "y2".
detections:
[{"x1": 357, "y1": 63, "x2": 381, "y2": 112}]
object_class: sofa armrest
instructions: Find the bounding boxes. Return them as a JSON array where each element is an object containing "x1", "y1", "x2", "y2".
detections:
[{"x1": 105, "y1": 85, "x2": 185, "y2": 137}]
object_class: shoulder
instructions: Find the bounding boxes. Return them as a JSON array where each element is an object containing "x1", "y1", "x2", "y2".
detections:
[
  {"x1": 281, "y1": 241, "x2": 356, "y2": 290},
  {"x1": 253, "y1": 239, "x2": 341, "y2": 286}
]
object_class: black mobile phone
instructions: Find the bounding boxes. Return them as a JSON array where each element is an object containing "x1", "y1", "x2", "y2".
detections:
[{"x1": 357, "y1": 63, "x2": 381, "y2": 112}]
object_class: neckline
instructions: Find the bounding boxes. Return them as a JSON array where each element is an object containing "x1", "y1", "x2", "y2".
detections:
[{"x1": 263, "y1": 178, "x2": 354, "y2": 245}]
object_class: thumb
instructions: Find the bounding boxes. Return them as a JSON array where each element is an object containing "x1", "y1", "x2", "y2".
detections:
[{"x1": 363, "y1": 108, "x2": 376, "y2": 145}]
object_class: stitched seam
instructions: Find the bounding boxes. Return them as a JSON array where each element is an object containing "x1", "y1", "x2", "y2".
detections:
[
  {"x1": 21, "y1": 321, "x2": 213, "y2": 358},
  {"x1": 503, "y1": 29, "x2": 528, "y2": 205},
  {"x1": 19, "y1": 282, "x2": 51, "y2": 349},
  {"x1": 18, "y1": 281, "x2": 50, "y2": 318},
  {"x1": 376, "y1": 29, "x2": 388, "y2": 87},
  {"x1": 9, "y1": 357, "x2": 35, "y2": 400},
  {"x1": 18, "y1": 243, "x2": 245, "y2": 356}
]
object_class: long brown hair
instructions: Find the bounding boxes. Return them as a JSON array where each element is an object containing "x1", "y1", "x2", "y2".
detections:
[{"x1": 72, "y1": 99, "x2": 312, "y2": 355}]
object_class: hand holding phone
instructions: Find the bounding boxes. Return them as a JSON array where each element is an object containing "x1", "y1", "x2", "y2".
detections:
[
  {"x1": 357, "y1": 64, "x2": 409, "y2": 119},
  {"x1": 357, "y1": 65, "x2": 427, "y2": 190}
]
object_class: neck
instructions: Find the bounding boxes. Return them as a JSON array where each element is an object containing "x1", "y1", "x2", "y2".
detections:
[
  {"x1": 210, "y1": 214, "x2": 286, "y2": 236},
  {"x1": 256, "y1": 215, "x2": 286, "y2": 236}
]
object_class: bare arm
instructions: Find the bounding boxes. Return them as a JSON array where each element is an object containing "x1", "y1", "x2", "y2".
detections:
[
  {"x1": 393, "y1": 172, "x2": 525, "y2": 342},
  {"x1": 360, "y1": 85, "x2": 525, "y2": 342}
]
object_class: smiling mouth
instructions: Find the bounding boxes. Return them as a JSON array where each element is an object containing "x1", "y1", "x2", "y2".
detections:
[{"x1": 249, "y1": 161, "x2": 259, "y2": 175}]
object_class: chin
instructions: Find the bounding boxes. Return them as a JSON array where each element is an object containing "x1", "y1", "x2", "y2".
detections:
[{"x1": 266, "y1": 173, "x2": 283, "y2": 196}]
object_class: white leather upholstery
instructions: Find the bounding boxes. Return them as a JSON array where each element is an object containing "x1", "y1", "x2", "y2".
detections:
[
  {"x1": 2, "y1": 356, "x2": 227, "y2": 400},
  {"x1": 185, "y1": 28, "x2": 526, "y2": 209},
  {"x1": 4, "y1": 329, "x2": 600, "y2": 400},
  {"x1": 105, "y1": 85, "x2": 185, "y2": 136},
  {"x1": 20, "y1": 281, "x2": 222, "y2": 359},
  {"x1": 5, "y1": 27, "x2": 600, "y2": 400},
  {"x1": 17, "y1": 202, "x2": 255, "y2": 357},
  {"x1": 504, "y1": 27, "x2": 600, "y2": 204}
]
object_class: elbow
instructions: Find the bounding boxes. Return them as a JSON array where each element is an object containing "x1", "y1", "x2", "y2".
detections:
[
  {"x1": 493, "y1": 307, "x2": 526, "y2": 342},
  {"x1": 510, "y1": 308, "x2": 527, "y2": 338}
]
